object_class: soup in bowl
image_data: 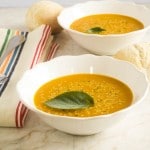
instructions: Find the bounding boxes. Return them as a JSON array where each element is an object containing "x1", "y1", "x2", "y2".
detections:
[
  {"x1": 57, "y1": 0, "x2": 150, "y2": 55},
  {"x1": 70, "y1": 13, "x2": 144, "y2": 35},
  {"x1": 17, "y1": 55, "x2": 149, "y2": 135},
  {"x1": 34, "y1": 73, "x2": 133, "y2": 117}
]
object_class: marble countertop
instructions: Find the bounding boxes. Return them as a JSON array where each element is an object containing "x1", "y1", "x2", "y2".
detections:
[{"x1": 0, "y1": 4, "x2": 150, "y2": 150}]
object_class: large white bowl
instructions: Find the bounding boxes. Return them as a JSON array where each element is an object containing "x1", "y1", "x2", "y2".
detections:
[
  {"x1": 57, "y1": 0, "x2": 150, "y2": 55},
  {"x1": 17, "y1": 55, "x2": 149, "y2": 135}
]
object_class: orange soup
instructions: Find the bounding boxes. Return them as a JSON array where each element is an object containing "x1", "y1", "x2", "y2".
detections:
[
  {"x1": 34, "y1": 74, "x2": 133, "y2": 117},
  {"x1": 70, "y1": 14, "x2": 144, "y2": 35}
]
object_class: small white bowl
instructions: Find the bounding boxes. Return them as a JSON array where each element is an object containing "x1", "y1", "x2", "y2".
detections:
[
  {"x1": 57, "y1": 0, "x2": 150, "y2": 55},
  {"x1": 17, "y1": 55, "x2": 149, "y2": 135}
]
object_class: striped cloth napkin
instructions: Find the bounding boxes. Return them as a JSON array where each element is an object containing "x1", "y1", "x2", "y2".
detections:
[{"x1": 0, "y1": 25, "x2": 59, "y2": 127}]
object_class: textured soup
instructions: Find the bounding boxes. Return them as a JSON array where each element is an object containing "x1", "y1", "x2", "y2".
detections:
[
  {"x1": 34, "y1": 74, "x2": 133, "y2": 117},
  {"x1": 70, "y1": 14, "x2": 144, "y2": 34}
]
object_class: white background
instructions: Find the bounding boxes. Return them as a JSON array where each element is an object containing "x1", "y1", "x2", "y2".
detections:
[{"x1": 0, "y1": 0, "x2": 149, "y2": 7}]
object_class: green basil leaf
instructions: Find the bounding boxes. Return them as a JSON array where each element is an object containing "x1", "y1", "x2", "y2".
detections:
[
  {"x1": 86, "y1": 27, "x2": 106, "y2": 34},
  {"x1": 44, "y1": 91, "x2": 94, "y2": 110}
]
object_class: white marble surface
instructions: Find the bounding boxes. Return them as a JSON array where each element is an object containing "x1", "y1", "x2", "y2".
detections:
[
  {"x1": 0, "y1": 3, "x2": 150, "y2": 150},
  {"x1": 0, "y1": 0, "x2": 149, "y2": 7}
]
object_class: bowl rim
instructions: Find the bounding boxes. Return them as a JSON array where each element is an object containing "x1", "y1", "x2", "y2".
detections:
[
  {"x1": 57, "y1": 0, "x2": 150, "y2": 37},
  {"x1": 17, "y1": 54, "x2": 150, "y2": 120}
]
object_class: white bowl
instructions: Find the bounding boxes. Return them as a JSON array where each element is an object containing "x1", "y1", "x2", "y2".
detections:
[
  {"x1": 17, "y1": 54, "x2": 149, "y2": 135},
  {"x1": 57, "y1": 0, "x2": 150, "y2": 55}
]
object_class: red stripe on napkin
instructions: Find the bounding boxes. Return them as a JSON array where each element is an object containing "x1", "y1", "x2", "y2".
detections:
[
  {"x1": 15, "y1": 25, "x2": 59, "y2": 127},
  {"x1": 35, "y1": 26, "x2": 52, "y2": 64},
  {"x1": 30, "y1": 25, "x2": 51, "y2": 68},
  {"x1": 16, "y1": 102, "x2": 28, "y2": 127},
  {"x1": 47, "y1": 43, "x2": 59, "y2": 60}
]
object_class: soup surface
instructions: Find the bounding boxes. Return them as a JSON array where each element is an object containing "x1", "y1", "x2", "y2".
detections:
[
  {"x1": 34, "y1": 74, "x2": 133, "y2": 117},
  {"x1": 70, "y1": 14, "x2": 144, "y2": 35}
]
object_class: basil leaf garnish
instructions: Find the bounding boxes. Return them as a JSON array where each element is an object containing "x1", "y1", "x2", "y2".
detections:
[
  {"x1": 86, "y1": 27, "x2": 106, "y2": 34},
  {"x1": 44, "y1": 91, "x2": 94, "y2": 110}
]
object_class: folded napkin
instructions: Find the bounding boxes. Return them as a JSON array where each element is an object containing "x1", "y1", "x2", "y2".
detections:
[{"x1": 0, "y1": 25, "x2": 59, "y2": 127}]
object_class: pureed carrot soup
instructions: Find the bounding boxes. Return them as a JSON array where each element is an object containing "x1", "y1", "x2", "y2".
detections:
[
  {"x1": 70, "y1": 14, "x2": 144, "y2": 35},
  {"x1": 34, "y1": 74, "x2": 133, "y2": 117}
]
